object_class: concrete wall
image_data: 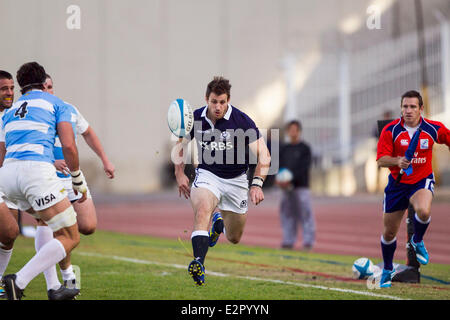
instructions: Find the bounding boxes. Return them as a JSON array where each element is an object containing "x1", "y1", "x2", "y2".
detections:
[{"x1": 0, "y1": 0, "x2": 290, "y2": 193}]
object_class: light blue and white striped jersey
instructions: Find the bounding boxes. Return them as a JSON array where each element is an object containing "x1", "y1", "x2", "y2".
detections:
[
  {"x1": 54, "y1": 103, "x2": 89, "y2": 178},
  {"x1": 0, "y1": 90, "x2": 73, "y2": 164}
]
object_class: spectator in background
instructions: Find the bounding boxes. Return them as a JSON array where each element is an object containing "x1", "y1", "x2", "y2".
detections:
[{"x1": 276, "y1": 120, "x2": 315, "y2": 250}]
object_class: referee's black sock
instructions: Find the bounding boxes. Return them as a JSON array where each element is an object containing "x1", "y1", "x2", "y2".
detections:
[
  {"x1": 381, "y1": 235, "x2": 397, "y2": 271},
  {"x1": 191, "y1": 231, "x2": 209, "y2": 265},
  {"x1": 412, "y1": 213, "x2": 430, "y2": 243}
]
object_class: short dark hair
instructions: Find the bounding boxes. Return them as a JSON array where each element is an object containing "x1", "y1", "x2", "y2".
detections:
[
  {"x1": 401, "y1": 90, "x2": 423, "y2": 107},
  {"x1": 16, "y1": 62, "x2": 46, "y2": 94},
  {"x1": 286, "y1": 120, "x2": 302, "y2": 131},
  {"x1": 206, "y1": 76, "x2": 231, "y2": 99},
  {"x1": 0, "y1": 70, "x2": 13, "y2": 80},
  {"x1": 45, "y1": 73, "x2": 52, "y2": 80}
]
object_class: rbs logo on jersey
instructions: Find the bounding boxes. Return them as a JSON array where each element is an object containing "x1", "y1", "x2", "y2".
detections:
[{"x1": 199, "y1": 141, "x2": 233, "y2": 151}]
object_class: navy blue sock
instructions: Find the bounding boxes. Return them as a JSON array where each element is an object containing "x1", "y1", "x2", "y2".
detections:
[
  {"x1": 412, "y1": 213, "x2": 430, "y2": 243},
  {"x1": 381, "y1": 236, "x2": 397, "y2": 271},
  {"x1": 191, "y1": 232, "x2": 209, "y2": 265}
]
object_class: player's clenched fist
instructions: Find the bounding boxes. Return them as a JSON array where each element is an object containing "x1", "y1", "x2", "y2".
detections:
[
  {"x1": 250, "y1": 186, "x2": 264, "y2": 205},
  {"x1": 397, "y1": 156, "x2": 411, "y2": 170}
]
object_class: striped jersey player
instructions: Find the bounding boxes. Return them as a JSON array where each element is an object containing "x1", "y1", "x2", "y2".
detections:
[
  {"x1": 0, "y1": 62, "x2": 86, "y2": 299},
  {"x1": 376, "y1": 90, "x2": 450, "y2": 288}
]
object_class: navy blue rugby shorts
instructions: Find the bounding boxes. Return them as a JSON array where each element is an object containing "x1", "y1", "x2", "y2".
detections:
[{"x1": 383, "y1": 173, "x2": 435, "y2": 213}]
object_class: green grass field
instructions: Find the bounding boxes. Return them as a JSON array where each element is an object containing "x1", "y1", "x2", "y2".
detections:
[{"x1": 4, "y1": 230, "x2": 449, "y2": 300}]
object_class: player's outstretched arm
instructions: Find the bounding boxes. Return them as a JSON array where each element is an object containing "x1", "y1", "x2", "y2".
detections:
[
  {"x1": 173, "y1": 138, "x2": 191, "y2": 199},
  {"x1": 248, "y1": 137, "x2": 271, "y2": 205},
  {"x1": 81, "y1": 126, "x2": 115, "y2": 179},
  {"x1": 58, "y1": 121, "x2": 87, "y2": 202}
]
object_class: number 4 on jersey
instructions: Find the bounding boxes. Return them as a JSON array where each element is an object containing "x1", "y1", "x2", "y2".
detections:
[{"x1": 15, "y1": 102, "x2": 28, "y2": 119}]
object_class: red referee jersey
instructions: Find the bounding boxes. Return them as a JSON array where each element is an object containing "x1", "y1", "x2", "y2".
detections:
[{"x1": 377, "y1": 117, "x2": 450, "y2": 184}]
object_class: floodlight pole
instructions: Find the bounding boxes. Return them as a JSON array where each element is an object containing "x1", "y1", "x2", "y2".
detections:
[
  {"x1": 414, "y1": 0, "x2": 440, "y2": 184},
  {"x1": 339, "y1": 50, "x2": 351, "y2": 165},
  {"x1": 415, "y1": 0, "x2": 429, "y2": 117},
  {"x1": 404, "y1": 0, "x2": 428, "y2": 271},
  {"x1": 282, "y1": 53, "x2": 297, "y2": 123}
]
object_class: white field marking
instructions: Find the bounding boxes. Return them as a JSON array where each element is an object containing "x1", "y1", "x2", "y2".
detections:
[{"x1": 77, "y1": 252, "x2": 408, "y2": 300}]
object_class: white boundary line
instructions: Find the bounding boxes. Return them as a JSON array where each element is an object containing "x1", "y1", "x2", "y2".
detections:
[{"x1": 77, "y1": 252, "x2": 408, "y2": 300}]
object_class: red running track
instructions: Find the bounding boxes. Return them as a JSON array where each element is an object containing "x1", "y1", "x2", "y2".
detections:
[
  {"x1": 93, "y1": 191, "x2": 450, "y2": 265},
  {"x1": 22, "y1": 190, "x2": 450, "y2": 264}
]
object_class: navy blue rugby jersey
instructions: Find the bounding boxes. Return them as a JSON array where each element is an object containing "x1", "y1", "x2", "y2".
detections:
[{"x1": 189, "y1": 104, "x2": 260, "y2": 179}]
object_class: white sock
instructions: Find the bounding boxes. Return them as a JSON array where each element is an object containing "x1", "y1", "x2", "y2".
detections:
[
  {"x1": 35, "y1": 226, "x2": 61, "y2": 291},
  {"x1": 0, "y1": 247, "x2": 13, "y2": 280},
  {"x1": 381, "y1": 235, "x2": 397, "y2": 245},
  {"x1": 60, "y1": 264, "x2": 76, "y2": 281},
  {"x1": 15, "y1": 239, "x2": 66, "y2": 290}
]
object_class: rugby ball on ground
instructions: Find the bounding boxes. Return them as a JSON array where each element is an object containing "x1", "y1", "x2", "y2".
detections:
[
  {"x1": 167, "y1": 99, "x2": 194, "y2": 138},
  {"x1": 352, "y1": 257, "x2": 374, "y2": 279}
]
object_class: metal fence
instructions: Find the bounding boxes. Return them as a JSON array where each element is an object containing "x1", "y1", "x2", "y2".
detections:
[{"x1": 294, "y1": 22, "x2": 448, "y2": 169}]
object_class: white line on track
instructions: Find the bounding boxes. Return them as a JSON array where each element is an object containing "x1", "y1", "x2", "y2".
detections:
[{"x1": 77, "y1": 251, "x2": 408, "y2": 300}]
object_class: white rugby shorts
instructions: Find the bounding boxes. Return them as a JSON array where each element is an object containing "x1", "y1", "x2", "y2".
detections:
[
  {"x1": 4, "y1": 198, "x2": 19, "y2": 210},
  {"x1": 0, "y1": 193, "x2": 19, "y2": 210},
  {"x1": 0, "y1": 160, "x2": 67, "y2": 212},
  {"x1": 192, "y1": 168, "x2": 249, "y2": 214}
]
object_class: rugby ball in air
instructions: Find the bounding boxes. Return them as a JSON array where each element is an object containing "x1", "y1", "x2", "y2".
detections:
[
  {"x1": 275, "y1": 168, "x2": 293, "y2": 183},
  {"x1": 167, "y1": 99, "x2": 194, "y2": 138},
  {"x1": 352, "y1": 257, "x2": 374, "y2": 280}
]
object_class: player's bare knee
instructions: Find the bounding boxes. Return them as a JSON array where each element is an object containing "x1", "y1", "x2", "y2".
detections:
[
  {"x1": 415, "y1": 207, "x2": 430, "y2": 221},
  {"x1": 79, "y1": 226, "x2": 96, "y2": 235},
  {"x1": 382, "y1": 230, "x2": 396, "y2": 242},
  {"x1": 79, "y1": 223, "x2": 96, "y2": 235},
  {"x1": 0, "y1": 227, "x2": 19, "y2": 249},
  {"x1": 4, "y1": 224, "x2": 19, "y2": 245},
  {"x1": 227, "y1": 233, "x2": 242, "y2": 244}
]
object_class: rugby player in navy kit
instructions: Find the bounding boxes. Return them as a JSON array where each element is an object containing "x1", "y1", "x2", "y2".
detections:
[{"x1": 174, "y1": 77, "x2": 271, "y2": 286}]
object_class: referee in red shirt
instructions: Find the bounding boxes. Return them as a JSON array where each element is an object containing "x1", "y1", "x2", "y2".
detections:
[{"x1": 376, "y1": 90, "x2": 450, "y2": 288}]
